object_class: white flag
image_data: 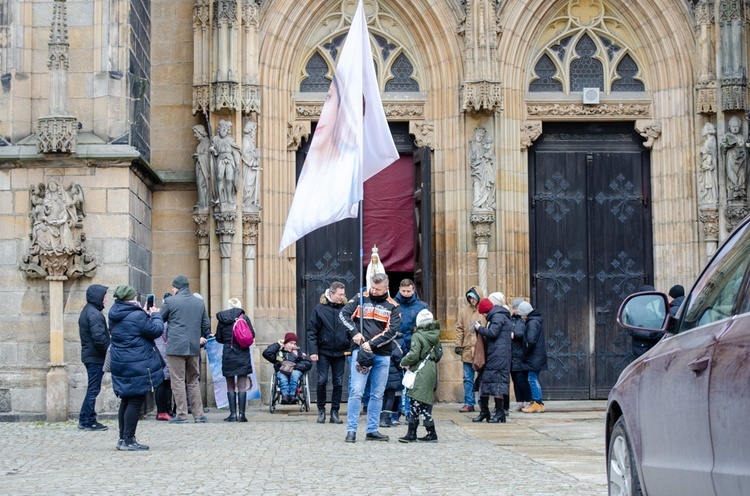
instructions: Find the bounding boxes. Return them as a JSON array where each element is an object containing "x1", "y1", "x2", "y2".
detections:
[{"x1": 279, "y1": 0, "x2": 398, "y2": 253}]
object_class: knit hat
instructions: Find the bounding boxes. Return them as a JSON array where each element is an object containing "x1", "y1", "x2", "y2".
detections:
[
  {"x1": 113, "y1": 285, "x2": 137, "y2": 301},
  {"x1": 415, "y1": 309, "x2": 434, "y2": 327},
  {"x1": 465, "y1": 288, "x2": 480, "y2": 303},
  {"x1": 668, "y1": 285, "x2": 684, "y2": 299},
  {"x1": 488, "y1": 292, "x2": 506, "y2": 307},
  {"x1": 511, "y1": 298, "x2": 525, "y2": 309},
  {"x1": 356, "y1": 348, "x2": 374, "y2": 373},
  {"x1": 283, "y1": 332, "x2": 298, "y2": 344},
  {"x1": 477, "y1": 298, "x2": 494, "y2": 314},
  {"x1": 228, "y1": 297, "x2": 242, "y2": 309},
  {"x1": 518, "y1": 301, "x2": 533, "y2": 316},
  {"x1": 172, "y1": 275, "x2": 189, "y2": 289}
]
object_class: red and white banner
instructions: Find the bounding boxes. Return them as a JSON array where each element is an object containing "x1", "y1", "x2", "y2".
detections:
[{"x1": 279, "y1": 0, "x2": 398, "y2": 253}]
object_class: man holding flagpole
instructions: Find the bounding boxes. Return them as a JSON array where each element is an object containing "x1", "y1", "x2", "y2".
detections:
[{"x1": 278, "y1": 0, "x2": 399, "y2": 253}]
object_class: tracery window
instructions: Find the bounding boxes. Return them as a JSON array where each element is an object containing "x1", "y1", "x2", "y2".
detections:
[
  {"x1": 528, "y1": 0, "x2": 646, "y2": 95},
  {"x1": 297, "y1": 3, "x2": 422, "y2": 94}
]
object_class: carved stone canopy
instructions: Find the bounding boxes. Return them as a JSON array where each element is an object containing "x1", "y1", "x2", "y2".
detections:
[{"x1": 409, "y1": 120, "x2": 434, "y2": 150}]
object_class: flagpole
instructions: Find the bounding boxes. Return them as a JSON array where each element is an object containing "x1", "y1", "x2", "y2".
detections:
[{"x1": 358, "y1": 200, "x2": 364, "y2": 339}]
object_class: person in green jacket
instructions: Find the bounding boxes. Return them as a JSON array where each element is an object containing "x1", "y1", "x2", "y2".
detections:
[{"x1": 399, "y1": 309, "x2": 442, "y2": 443}]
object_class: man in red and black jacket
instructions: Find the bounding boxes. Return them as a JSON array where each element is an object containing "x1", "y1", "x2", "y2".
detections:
[{"x1": 339, "y1": 273, "x2": 401, "y2": 443}]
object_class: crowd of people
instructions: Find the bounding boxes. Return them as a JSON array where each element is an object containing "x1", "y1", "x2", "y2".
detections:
[{"x1": 81, "y1": 273, "x2": 687, "y2": 449}]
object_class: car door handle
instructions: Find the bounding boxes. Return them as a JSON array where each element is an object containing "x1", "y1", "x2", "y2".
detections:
[{"x1": 688, "y1": 356, "x2": 710, "y2": 372}]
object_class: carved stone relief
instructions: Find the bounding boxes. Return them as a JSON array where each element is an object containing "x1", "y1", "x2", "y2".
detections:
[
  {"x1": 242, "y1": 211, "x2": 261, "y2": 246},
  {"x1": 520, "y1": 121, "x2": 543, "y2": 150},
  {"x1": 192, "y1": 124, "x2": 211, "y2": 209},
  {"x1": 287, "y1": 121, "x2": 311, "y2": 151},
  {"x1": 210, "y1": 119, "x2": 241, "y2": 207},
  {"x1": 698, "y1": 122, "x2": 719, "y2": 205},
  {"x1": 720, "y1": 115, "x2": 746, "y2": 201},
  {"x1": 461, "y1": 81, "x2": 503, "y2": 114},
  {"x1": 20, "y1": 181, "x2": 96, "y2": 280},
  {"x1": 409, "y1": 120, "x2": 434, "y2": 150},
  {"x1": 241, "y1": 120, "x2": 261, "y2": 212},
  {"x1": 527, "y1": 103, "x2": 651, "y2": 118},
  {"x1": 634, "y1": 120, "x2": 662, "y2": 149},
  {"x1": 469, "y1": 126, "x2": 497, "y2": 212}
]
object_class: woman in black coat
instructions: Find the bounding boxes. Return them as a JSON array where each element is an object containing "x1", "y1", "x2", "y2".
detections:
[
  {"x1": 519, "y1": 301, "x2": 548, "y2": 413},
  {"x1": 108, "y1": 285, "x2": 164, "y2": 451},
  {"x1": 509, "y1": 298, "x2": 532, "y2": 411},
  {"x1": 472, "y1": 298, "x2": 512, "y2": 423},
  {"x1": 214, "y1": 298, "x2": 255, "y2": 422}
]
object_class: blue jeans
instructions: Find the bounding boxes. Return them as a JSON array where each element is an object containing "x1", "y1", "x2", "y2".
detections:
[
  {"x1": 528, "y1": 370, "x2": 543, "y2": 402},
  {"x1": 462, "y1": 362, "x2": 476, "y2": 406},
  {"x1": 277, "y1": 370, "x2": 303, "y2": 397},
  {"x1": 346, "y1": 349, "x2": 389, "y2": 433},
  {"x1": 79, "y1": 363, "x2": 104, "y2": 425}
]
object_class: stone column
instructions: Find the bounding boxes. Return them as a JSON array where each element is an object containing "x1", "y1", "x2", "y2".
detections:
[
  {"x1": 47, "y1": 279, "x2": 67, "y2": 421},
  {"x1": 242, "y1": 212, "x2": 261, "y2": 320},
  {"x1": 214, "y1": 206, "x2": 236, "y2": 306},
  {"x1": 471, "y1": 212, "x2": 495, "y2": 297},
  {"x1": 193, "y1": 209, "x2": 210, "y2": 301}
]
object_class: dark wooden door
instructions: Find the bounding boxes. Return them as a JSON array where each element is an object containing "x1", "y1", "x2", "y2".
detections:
[
  {"x1": 295, "y1": 123, "x2": 418, "y2": 403},
  {"x1": 529, "y1": 122, "x2": 652, "y2": 399},
  {"x1": 413, "y1": 147, "x2": 433, "y2": 307}
]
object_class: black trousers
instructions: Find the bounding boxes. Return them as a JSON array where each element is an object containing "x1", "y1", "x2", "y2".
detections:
[
  {"x1": 511, "y1": 370, "x2": 532, "y2": 403},
  {"x1": 316, "y1": 354, "x2": 346, "y2": 411},
  {"x1": 382, "y1": 388, "x2": 397, "y2": 412},
  {"x1": 155, "y1": 379, "x2": 172, "y2": 414},
  {"x1": 118, "y1": 394, "x2": 146, "y2": 440}
]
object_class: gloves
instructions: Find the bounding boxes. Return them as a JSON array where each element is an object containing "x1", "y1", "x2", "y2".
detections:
[{"x1": 454, "y1": 347, "x2": 463, "y2": 355}]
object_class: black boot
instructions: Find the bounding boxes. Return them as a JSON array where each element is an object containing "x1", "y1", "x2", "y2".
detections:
[
  {"x1": 488, "y1": 408, "x2": 507, "y2": 423},
  {"x1": 489, "y1": 397, "x2": 507, "y2": 423},
  {"x1": 330, "y1": 410, "x2": 343, "y2": 424},
  {"x1": 379, "y1": 411, "x2": 393, "y2": 428},
  {"x1": 417, "y1": 419, "x2": 438, "y2": 442},
  {"x1": 237, "y1": 392, "x2": 248, "y2": 422},
  {"x1": 224, "y1": 392, "x2": 237, "y2": 422},
  {"x1": 317, "y1": 408, "x2": 326, "y2": 424},
  {"x1": 398, "y1": 418, "x2": 419, "y2": 443},
  {"x1": 472, "y1": 397, "x2": 491, "y2": 422}
]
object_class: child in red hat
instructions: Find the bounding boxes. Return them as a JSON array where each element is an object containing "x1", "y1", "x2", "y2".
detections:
[{"x1": 262, "y1": 333, "x2": 312, "y2": 404}]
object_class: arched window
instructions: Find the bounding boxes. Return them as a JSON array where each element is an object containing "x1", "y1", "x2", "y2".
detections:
[
  {"x1": 299, "y1": 53, "x2": 331, "y2": 93},
  {"x1": 530, "y1": 54, "x2": 563, "y2": 92},
  {"x1": 612, "y1": 54, "x2": 645, "y2": 92},
  {"x1": 385, "y1": 53, "x2": 419, "y2": 92},
  {"x1": 569, "y1": 34, "x2": 604, "y2": 92}
]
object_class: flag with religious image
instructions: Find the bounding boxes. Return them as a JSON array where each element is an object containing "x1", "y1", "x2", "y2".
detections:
[{"x1": 279, "y1": 0, "x2": 399, "y2": 253}]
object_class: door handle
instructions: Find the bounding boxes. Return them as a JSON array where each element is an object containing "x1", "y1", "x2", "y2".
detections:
[{"x1": 688, "y1": 356, "x2": 710, "y2": 372}]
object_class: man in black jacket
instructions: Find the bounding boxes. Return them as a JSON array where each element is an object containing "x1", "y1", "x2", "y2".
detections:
[
  {"x1": 307, "y1": 281, "x2": 350, "y2": 424},
  {"x1": 339, "y1": 273, "x2": 401, "y2": 443},
  {"x1": 78, "y1": 284, "x2": 109, "y2": 431}
]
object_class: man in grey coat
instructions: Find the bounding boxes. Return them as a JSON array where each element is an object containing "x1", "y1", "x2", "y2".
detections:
[{"x1": 161, "y1": 275, "x2": 211, "y2": 423}]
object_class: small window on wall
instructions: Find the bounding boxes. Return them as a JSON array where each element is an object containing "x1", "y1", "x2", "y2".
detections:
[{"x1": 300, "y1": 53, "x2": 331, "y2": 93}]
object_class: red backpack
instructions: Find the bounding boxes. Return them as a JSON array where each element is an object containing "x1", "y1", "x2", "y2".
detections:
[{"x1": 232, "y1": 313, "x2": 254, "y2": 349}]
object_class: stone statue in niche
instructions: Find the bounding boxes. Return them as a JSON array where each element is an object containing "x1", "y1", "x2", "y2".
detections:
[
  {"x1": 699, "y1": 122, "x2": 718, "y2": 205},
  {"x1": 192, "y1": 124, "x2": 212, "y2": 208},
  {"x1": 210, "y1": 119, "x2": 241, "y2": 206},
  {"x1": 469, "y1": 126, "x2": 497, "y2": 211},
  {"x1": 720, "y1": 116, "x2": 747, "y2": 201},
  {"x1": 241, "y1": 120, "x2": 261, "y2": 211}
]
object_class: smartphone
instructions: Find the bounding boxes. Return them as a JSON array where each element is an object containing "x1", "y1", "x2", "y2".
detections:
[{"x1": 146, "y1": 293, "x2": 155, "y2": 310}]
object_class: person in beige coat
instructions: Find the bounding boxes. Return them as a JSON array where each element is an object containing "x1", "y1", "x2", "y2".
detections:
[{"x1": 455, "y1": 286, "x2": 484, "y2": 412}]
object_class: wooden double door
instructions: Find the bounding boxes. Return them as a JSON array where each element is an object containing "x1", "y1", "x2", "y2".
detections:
[
  {"x1": 529, "y1": 122, "x2": 653, "y2": 399},
  {"x1": 294, "y1": 123, "x2": 431, "y2": 403}
]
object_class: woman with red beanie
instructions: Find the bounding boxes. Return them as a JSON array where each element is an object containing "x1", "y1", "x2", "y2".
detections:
[{"x1": 471, "y1": 297, "x2": 512, "y2": 423}]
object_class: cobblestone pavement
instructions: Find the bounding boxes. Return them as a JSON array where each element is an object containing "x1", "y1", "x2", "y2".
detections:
[{"x1": 0, "y1": 402, "x2": 607, "y2": 495}]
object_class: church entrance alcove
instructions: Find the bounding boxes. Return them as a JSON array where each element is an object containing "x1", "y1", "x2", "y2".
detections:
[
  {"x1": 528, "y1": 121, "x2": 653, "y2": 399},
  {"x1": 294, "y1": 122, "x2": 431, "y2": 403}
]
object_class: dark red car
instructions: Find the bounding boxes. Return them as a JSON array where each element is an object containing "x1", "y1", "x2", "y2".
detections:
[{"x1": 607, "y1": 216, "x2": 750, "y2": 496}]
